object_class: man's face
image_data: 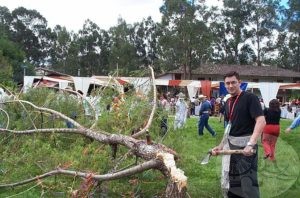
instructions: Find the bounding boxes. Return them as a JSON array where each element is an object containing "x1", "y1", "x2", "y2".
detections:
[{"x1": 224, "y1": 76, "x2": 241, "y2": 96}]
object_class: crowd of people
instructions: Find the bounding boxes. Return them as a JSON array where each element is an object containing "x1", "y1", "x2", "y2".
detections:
[{"x1": 157, "y1": 71, "x2": 299, "y2": 198}]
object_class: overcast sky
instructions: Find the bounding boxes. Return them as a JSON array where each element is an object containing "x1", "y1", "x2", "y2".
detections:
[{"x1": 1, "y1": 0, "x2": 223, "y2": 32}]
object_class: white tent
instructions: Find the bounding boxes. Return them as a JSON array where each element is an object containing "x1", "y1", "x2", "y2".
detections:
[
  {"x1": 23, "y1": 76, "x2": 72, "y2": 92},
  {"x1": 258, "y1": 82, "x2": 280, "y2": 108}
]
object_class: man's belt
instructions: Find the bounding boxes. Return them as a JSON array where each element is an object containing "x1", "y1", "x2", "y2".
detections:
[{"x1": 201, "y1": 111, "x2": 209, "y2": 114}]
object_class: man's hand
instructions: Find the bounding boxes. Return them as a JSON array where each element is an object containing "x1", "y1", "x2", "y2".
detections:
[
  {"x1": 243, "y1": 145, "x2": 255, "y2": 156},
  {"x1": 211, "y1": 145, "x2": 223, "y2": 156}
]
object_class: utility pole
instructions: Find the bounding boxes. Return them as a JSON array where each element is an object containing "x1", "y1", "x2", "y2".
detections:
[
  {"x1": 117, "y1": 56, "x2": 119, "y2": 77},
  {"x1": 78, "y1": 68, "x2": 81, "y2": 77},
  {"x1": 22, "y1": 63, "x2": 27, "y2": 79}
]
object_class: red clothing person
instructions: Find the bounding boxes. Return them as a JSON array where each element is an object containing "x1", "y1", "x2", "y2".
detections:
[{"x1": 262, "y1": 99, "x2": 281, "y2": 161}]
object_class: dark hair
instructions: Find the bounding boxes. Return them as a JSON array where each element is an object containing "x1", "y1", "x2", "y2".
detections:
[
  {"x1": 269, "y1": 99, "x2": 280, "y2": 111},
  {"x1": 162, "y1": 93, "x2": 167, "y2": 99},
  {"x1": 77, "y1": 90, "x2": 83, "y2": 95},
  {"x1": 224, "y1": 71, "x2": 240, "y2": 80}
]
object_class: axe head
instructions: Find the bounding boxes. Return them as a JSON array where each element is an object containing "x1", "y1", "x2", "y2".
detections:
[{"x1": 200, "y1": 151, "x2": 212, "y2": 165}]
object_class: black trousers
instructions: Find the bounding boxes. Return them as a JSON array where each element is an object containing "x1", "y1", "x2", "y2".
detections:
[{"x1": 228, "y1": 143, "x2": 260, "y2": 198}]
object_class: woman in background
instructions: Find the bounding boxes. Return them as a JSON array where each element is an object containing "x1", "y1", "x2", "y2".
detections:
[{"x1": 262, "y1": 99, "x2": 281, "y2": 161}]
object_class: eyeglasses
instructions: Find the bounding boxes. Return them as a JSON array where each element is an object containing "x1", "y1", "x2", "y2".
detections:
[{"x1": 225, "y1": 81, "x2": 238, "y2": 86}]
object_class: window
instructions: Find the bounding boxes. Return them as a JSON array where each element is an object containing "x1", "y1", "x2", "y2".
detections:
[{"x1": 174, "y1": 74, "x2": 181, "y2": 80}]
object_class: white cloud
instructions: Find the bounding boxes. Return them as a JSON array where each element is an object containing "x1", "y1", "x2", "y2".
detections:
[{"x1": 0, "y1": 0, "x2": 163, "y2": 32}]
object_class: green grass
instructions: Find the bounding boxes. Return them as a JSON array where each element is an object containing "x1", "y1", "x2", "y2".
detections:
[
  {"x1": 0, "y1": 116, "x2": 299, "y2": 197},
  {"x1": 163, "y1": 116, "x2": 300, "y2": 198}
]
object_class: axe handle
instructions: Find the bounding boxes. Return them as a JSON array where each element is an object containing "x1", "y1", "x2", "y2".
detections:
[{"x1": 217, "y1": 149, "x2": 256, "y2": 155}]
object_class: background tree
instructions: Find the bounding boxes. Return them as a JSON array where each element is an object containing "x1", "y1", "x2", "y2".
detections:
[
  {"x1": 0, "y1": 37, "x2": 31, "y2": 82},
  {"x1": 0, "y1": 51, "x2": 13, "y2": 84},
  {"x1": 0, "y1": 6, "x2": 13, "y2": 38},
  {"x1": 77, "y1": 19, "x2": 103, "y2": 76},
  {"x1": 131, "y1": 17, "x2": 160, "y2": 67},
  {"x1": 284, "y1": 0, "x2": 300, "y2": 71},
  {"x1": 50, "y1": 25, "x2": 72, "y2": 73},
  {"x1": 1, "y1": 1, "x2": 300, "y2": 81},
  {"x1": 108, "y1": 18, "x2": 139, "y2": 76},
  {"x1": 220, "y1": 0, "x2": 254, "y2": 64},
  {"x1": 247, "y1": 0, "x2": 282, "y2": 66},
  {"x1": 10, "y1": 7, "x2": 50, "y2": 66},
  {"x1": 158, "y1": 0, "x2": 214, "y2": 79}
]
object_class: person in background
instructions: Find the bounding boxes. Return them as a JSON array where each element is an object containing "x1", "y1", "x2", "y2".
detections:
[
  {"x1": 198, "y1": 94, "x2": 216, "y2": 137},
  {"x1": 169, "y1": 96, "x2": 176, "y2": 115},
  {"x1": 218, "y1": 95, "x2": 225, "y2": 123},
  {"x1": 211, "y1": 71, "x2": 266, "y2": 198},
  {"x1": 262, "y1": 99, "x2": 281, "y2": 161},
  {"x1": 260, "y1": 98, "x2": 265, "y2": 111},
  {"x1": 159, "y1": 93, "x2": 169, "y2": 135},
  {"x1": 190, "y1": 96, "x2": 196, "y2": 116},
  {"x1": 285, "y1": 114, "x2": 300, "y2": 133},
  {"x1": 174, "y1": 92, "x2": 188, "y2": 130},
  {"x1": 210, "y1": 96, "x2": 216, "y2": 116}
]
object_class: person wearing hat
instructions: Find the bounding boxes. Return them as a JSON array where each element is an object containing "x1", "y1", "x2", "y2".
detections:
[
  {"x1": 174, "y1": 92, "x2": 188, "y2": 130},
  {"x1": 198, "y1": 94, "x2": 216, "y2": 137}
]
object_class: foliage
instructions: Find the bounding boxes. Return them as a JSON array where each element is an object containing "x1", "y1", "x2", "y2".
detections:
[
  {"x1": 0, "y1": 52, "x2": 13, "y2": 84},
  {"x1": 0, "y1": 86, "x2": 168, "y2": 196},
  {"x1": 96, "y1": 88, "x2": 155, "y2": 135},
  {"x1": 1, "y1": 2, "x2": 300, "y2": 78},
  {"x1": 0, "y1": 37, "x2": 27, "y2": 82},
  {"x1": 10, "y1": 7, "x2": 50, "y2": 66}
]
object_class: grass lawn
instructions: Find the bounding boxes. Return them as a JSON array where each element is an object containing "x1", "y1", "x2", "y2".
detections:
[
  {"x1": 163, "y1": 116, "x2": 300, "y2": 198},
  {"x1": 0, "y1": 115, "x2": 299, "y2": 197}
]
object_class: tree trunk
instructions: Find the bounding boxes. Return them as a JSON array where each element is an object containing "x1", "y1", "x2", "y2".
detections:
[
  {"x1": 158, "y1": 153, "x2": 187, "y2": 197},
  {"x1": 166, "y1": 182, "x2": 187, "y2": 198},
  {"x1": 0, "y1": 66, "x2": 188, "y2": 196}
]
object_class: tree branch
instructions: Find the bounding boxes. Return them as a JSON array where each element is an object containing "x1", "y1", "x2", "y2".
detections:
[
  {"x1": 0, "y1": 66, "x2": 187, "y2": 197},
  {"x1": 132, "y1": 66, "x2": 157, "y2": 138},
  {"x1": 2, "y1": 100, "x2": 84, "y2": 129},
  {"x1": 0, "y1": 108, "x2": 9, "y2": 129},
  {"x1": 0, "y1": 160, "x2": 160, "y2": 188}
]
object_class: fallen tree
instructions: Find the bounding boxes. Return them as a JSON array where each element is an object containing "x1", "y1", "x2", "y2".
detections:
[{"x1": 0, "y1": 67, "x2": 187, "y2": 197}]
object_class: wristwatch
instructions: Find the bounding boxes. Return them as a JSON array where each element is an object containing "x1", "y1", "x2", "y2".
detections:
[{"x1": 246, "y1": 142, "x2": 255, "y2": 147}]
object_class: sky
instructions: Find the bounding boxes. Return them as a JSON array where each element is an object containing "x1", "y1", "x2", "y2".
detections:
[
  {"x1": 0, "y1": 0, "x2": 223, "y2": 32},
  {"x1": 0, "y1": 0, "x2": 164, "y2": 32}
]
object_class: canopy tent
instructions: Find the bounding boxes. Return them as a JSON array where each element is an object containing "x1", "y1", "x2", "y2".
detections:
[
  {"x1": 279, "y1": 83, "x2": 300, "y2": 90},
  {"x1": 72, "y1": 77, "x2": 91, "y2": 96},
  {"x1": 155, "y1": 79, "x2": 219, "y2": 100},
  {"x1": 187, "y1": 81, "x2": 201, "y2": 100},
  {"x1": 23, "y1": 76, "x2": 108, "y2": 96},
  {"x1": 23, "y1": 75, "x2": 300, "y2": 103},
  {"x1": 155, "y1": 80, "x2": 300, "y2": 103},
  {"x1": 92, "y1": 76, "x2": 152, "y2": 95},
  {"x1": 243, "y1": 82, "x2": 300, "y2": 108},
  {"x1": 23, "y1": 76, "x2": 72, "y2": 92},
  {"x1": 258, "y1": 83, "x2": 280, "y2": 108}
]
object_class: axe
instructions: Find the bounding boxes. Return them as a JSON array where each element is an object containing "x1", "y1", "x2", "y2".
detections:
[{"x1": 200, "y1": 149, "x2": 256, "y2": 165}]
